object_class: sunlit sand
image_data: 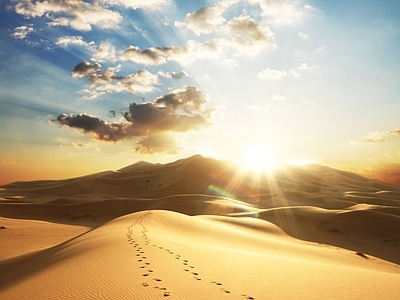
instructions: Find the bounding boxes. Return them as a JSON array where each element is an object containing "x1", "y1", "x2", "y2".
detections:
[{"x1": 1, "y1": 155, "x2": 399, "y2": 299}]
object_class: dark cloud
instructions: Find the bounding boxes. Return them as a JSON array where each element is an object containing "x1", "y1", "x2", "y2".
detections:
[
  {"x1": 52, "y1": 86, "x2": 213, "y2": 153},
  {"x1": 54, "y1": 113, "x2": 128, "y2": 141},
  {"x1": 72, "y1": 61, "x2": 101, "y2": 78}
]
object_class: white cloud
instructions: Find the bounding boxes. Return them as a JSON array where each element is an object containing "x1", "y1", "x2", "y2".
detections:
[
  {"x1": 176, "y1": 2, "x2": 230, "y2": 35},
  {"x1": 123, "y1": 46, "x2": 168, "y2": 65},
  {"x1": 12, "y1": 25, "x2": 34, "y2": 39},
  {"x1": 56, "y1": 36, "x2": 95, "y2": 50},
  {"x1": 14, "y1": 0, "x2": 122, "y2": 31},
  {"x1": 73, "y1": 62, "x2": 160, "y2": 99},
  {"x1": 93, "y1": 41, "x2": 118, "y2": 62},
  {"x1": 248, "y1": 0, "x2": 305, "y2": 25},
  {"x1": 298, "y1": 62, "x2": 315, "y2": 70},
  {"x1": 225, "y1": 14, "x2": 275, "y2": 54},
  {"x1": 56, "y1": 37, "x2": 118, "y2": 62},
  {"x1": 158, "y1": 70, "x2": 189, "y2": 80},
  {"x1": 100, "y1": 0, "x2": 170, "y2": 10},
  {"x1": 298, "y1": 31, "x2": 309, "y2": 39},
  {"x1": 271, "y1": 94, "x2": 286, "y2": 101},
  {"x1": 257, "y1": 68, "x2": 287, "y2": 80}
]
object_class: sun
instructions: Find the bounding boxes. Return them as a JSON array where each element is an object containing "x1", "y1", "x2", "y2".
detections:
[{"x1": 239, "y1": 141, "x2": 278, "y2": 172}]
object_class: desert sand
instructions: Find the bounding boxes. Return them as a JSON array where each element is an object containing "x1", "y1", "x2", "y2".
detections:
[{"x1": 0, "y1": 155, "x2": 399, "y2": 299}]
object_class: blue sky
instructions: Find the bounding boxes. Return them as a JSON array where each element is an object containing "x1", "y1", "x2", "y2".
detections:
[{"x1": 1, "y1": 0, "x2": 400, "y2": 185}]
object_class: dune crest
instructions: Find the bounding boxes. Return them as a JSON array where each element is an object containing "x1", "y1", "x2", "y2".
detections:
[{"x1": 1, "y1": 155, "x2": 399, "y2": 299}]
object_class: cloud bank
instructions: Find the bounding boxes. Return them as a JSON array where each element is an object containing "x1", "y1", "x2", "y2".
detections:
[{"x1": 52, "y1": 86, "x2": 213, "y2": 153}]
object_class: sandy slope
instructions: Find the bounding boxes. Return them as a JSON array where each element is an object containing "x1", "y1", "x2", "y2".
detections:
[
  {"x1": 0, "y1": 210, "x2": 399, "y2": 300},
  {"x1": 0, "y1": 155, "x2": 399, "y2": 299}
]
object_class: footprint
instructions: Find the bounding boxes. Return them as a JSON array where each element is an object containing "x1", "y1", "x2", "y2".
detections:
[
  {"x1": 142, "y1": 274, "x2": 149, "y2": 277},
  {"x1": 142, "y1": 283, "x2": 149, "y2": 287},
  {"x1": 192, "y1": 272, "x2": 199, "y2": 276},
  {"x1": 153, "y1": 278, "x2": 162, "y2": 282},
  {"x1": 163, "y1": 291, "x2": 170, "y2": 297}
]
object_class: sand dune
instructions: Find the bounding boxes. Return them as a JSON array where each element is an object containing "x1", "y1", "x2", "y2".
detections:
[{"x1": 1, "y1": 155, "x2": 399, "y2": 299}]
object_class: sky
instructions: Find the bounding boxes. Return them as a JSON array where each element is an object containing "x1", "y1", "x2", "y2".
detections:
[{"x1": 1, "y1": 0, "x2": 400, "y2": 186}]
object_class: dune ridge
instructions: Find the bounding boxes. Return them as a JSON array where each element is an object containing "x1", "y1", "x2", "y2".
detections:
[{"x1": 1, "y1": 155, "x2": 399, "y2": 299}]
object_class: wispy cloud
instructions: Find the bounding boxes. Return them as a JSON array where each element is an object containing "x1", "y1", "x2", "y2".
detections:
[
  {"x1": 298, "y1": 31, "x2": 309, "y2": 39},
  {"x1": 248, "y1": 0, "x2": 307, "y2": 25},
  {"x1": 257, "y1": 68, "x2": 287, "y2": 80},
  {"x1": 12, "y1": 25, "x2": 34, "y2": 39},
  {"x1": 258, "y1": 62, "x2": 315, "y2": 80},
  {"x1": 352, "y1": 129, "x2": 400, "y2": 144},
  {"x1": 99, "y1": 0, "x2": 170, "y2": 10}
]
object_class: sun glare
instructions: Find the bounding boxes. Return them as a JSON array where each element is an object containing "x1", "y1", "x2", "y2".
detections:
[{"x1": 239, "y1": 141, "x2": 278, "y2": 172}]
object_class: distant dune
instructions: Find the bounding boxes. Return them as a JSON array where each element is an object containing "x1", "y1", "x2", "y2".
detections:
[{"x1": 1, "y1": 155, "x2": 399, "y2": 299}]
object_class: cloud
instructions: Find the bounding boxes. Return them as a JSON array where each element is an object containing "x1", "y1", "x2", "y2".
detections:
[
  {"x1": 123, "y1": 41, "x2": 224, "y2": 65},
  {"x1": 298, "y1": 62, "x2": 315, "y2": 70},
  {"x1": 298, "y1": 31, "x2": 309, "y2": 39},
  {"x1": 271, "y1": 94, "x2": 286, "y2": 101},
  {"x1": 353, "y1": 129, "x2": 400, "y2": 144},
  {"x1": 123, "y1": 46, "x2": 187, "y2": 65},
  {"x1": 175, "y1": 2, "x2": 231, "y2": 35},
  {"x1": 56, "y1": 36, "x2": 95, "y2": 50},
  {"x1": 257, "y1": 68, "x2": 287, "y2": 80},
  {"x1": 52, "y1": 86, "x2": 214, "y2": 153},
  {"x1": 12, "y1": 25, "x2": 34, "y2": 39},
  {"x1": 14, "y1": 0, "x2": 122, "y2": 31},
  {"x1": 224, "y1": 14, "x2": 275, "y2": 54},
  {"x1": 248, "y1": 0, "x2": 305, "y2": 25},
  {"x1": 53, "y1": 113, "x2": 127, "y2": 141},
  {"x1": 56, "y1": 37, "x2": 118, "y2": 62},
  {"x1": 92, "y1": 41, "x2": 118, "y2": 62},
  {"x1": 100, "y1": 0, "x2": 170, "y2": 10},
  {"x1": 134, "y1": 135, "x2": 181, "y2": 154},
  {"x1": 359, "y1": 162, "x2": 400, "y2": 186},
  {"x1": 72, "y1": 61, "x2": 101, "y2": 78},
  {"x1": 158, "y1": 70, "x2": 189, "y2": 80},
  {"x1": 71, "y1": 62, "x2": 159, "y2": 98},
  {"x1": 388, "y1": 129, "x2": 400, "y2": 136}
]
